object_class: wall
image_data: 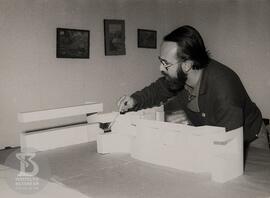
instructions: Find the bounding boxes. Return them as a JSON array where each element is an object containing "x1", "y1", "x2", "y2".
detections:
[
  {"x1": 0, "y1": 0, "x2": 166, "y2": 148},
  {"x1": 1, "y1": 0, "x2": 270, "y2": 148},
  {"x1": 163, "y1": 0, "x2": 270, "y2": 117}
]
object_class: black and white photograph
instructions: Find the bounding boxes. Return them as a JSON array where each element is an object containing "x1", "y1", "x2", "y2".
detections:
[
  {"x1": 57, "y1": 28, "x2": 90, "y2": 58},
  {"x1": 0, "y1": 1, "x2": 270, "y2": 198},
  {"x1": 137, "y1": 29, "x2": 157, "y2": 48},
  {"x1": 104, "y1": 19, "x2": 126, "y2": 55}
]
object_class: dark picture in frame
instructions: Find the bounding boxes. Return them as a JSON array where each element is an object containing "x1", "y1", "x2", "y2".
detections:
[
  {"x1": 104, "y1": 19, "x2": 126, "y2": 56},
  {"x1": 138, "y1": 29, "x2": 157, "y2": 49},
  {"x1": 57, "y1": 28, "x2": 90, "y2": 58}
]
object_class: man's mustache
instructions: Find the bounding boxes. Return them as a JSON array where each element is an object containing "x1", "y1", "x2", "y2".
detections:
[
  {"x1": 161, "y1": 70, "x2": 186, "y2": 91},
  {"x1": 161, "y1": 71, "x2": 176, "y2": 81},
  {"x1": 161, "y1": 71, "x2": 173, "y2": 79},
  {"x1": 161, "y1": 71, "x2": 168, "y2": 77}
]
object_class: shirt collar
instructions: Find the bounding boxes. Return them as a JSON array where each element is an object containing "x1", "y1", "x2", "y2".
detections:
[
  {"x1": 199, "y1": 66, "x2": 208, "y2": 95},
  {"x1": 184, "y1": 71, "x2": 202, "y2": 113},
  {"x1": 185, "y1": 69, "x2": 204, "y2": 97}
]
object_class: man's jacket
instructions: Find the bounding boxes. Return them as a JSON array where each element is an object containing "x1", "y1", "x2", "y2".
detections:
[{"x1": 131, "y1": 59, "x2": 262, "y2": 143}]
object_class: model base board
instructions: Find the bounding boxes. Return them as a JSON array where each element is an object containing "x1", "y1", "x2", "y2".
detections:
[{"x1": 88, "y1": 107, "x2": 243, "y2": 183}]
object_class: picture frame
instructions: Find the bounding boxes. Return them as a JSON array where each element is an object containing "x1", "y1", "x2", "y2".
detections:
[
  {"x1": 56, "y1": 28, "x2": 90, "y2": 58},
  {"x1": 104, "y1": 19, "x2": 126, "y2": 56},
  {"x1": 137, "y1": 29, "x2": 157, "y2": 49}
]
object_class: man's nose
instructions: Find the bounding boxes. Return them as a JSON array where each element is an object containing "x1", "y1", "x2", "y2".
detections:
[{"x1": 160, "y1": 64, "x2": 167, "y2": 72}]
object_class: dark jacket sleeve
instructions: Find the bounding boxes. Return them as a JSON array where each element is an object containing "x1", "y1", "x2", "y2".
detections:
[
  {"x1": 214, "y1": 102, "x2": 243, "y2": 131},
  {"x1": 212, "y1": 73, "x2": 244, "y2": 131},
  {"x1": 130, "y1": 77, "x2": 177, "y2": 111},
  {"x1": 203, "y1": 60, "x2": 262, "y2": 142}
]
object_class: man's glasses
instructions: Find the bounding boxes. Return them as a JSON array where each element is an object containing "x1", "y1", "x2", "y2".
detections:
[{"x1": 158, "y1": 56, "x2": 179, "y2": 71}]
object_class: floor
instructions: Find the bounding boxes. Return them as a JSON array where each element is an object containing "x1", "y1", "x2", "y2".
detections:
[{"x1": 0, "y1": 142, "x2": 270, "y2": 198}]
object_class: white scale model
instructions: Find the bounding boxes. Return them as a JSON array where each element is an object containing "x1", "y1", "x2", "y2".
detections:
[
  {"x1": 87, "y1": 106, "x2": 243, "y2": 183},
  {"x1": 18, "y1": 103, "x2": 243, "y2": 183}
]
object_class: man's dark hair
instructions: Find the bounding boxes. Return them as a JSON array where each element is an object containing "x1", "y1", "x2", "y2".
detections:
[{"x1": 163, "y1": 25, "x2": 210, "y2": 69}]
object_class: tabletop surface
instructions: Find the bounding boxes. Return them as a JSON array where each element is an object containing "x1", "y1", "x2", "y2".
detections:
[
  {"x1": 46, "y1": 142, "x2": 270, "y2": 198},
  {"x1": 1, "y1": 142, "x2": 270, "y2": 198}
]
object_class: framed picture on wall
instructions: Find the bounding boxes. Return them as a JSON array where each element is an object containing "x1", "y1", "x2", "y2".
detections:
[
  {"x1": 104, "y1": 19, "x2": 126, "y2": 56},
  {"x1": 56, "y1": 28, "x2": 90, "y2": 58},
  {"x1": 137, "y1": 29, "x2": 157, "y2": 49}
]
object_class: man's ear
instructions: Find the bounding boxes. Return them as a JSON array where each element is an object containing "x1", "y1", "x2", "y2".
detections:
[{"x1": 182, "y1": 60, "x2": 193, "y2": 73}]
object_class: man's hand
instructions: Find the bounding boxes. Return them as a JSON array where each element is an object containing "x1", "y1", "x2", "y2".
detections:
[
  {"x1": 165, "y1": 110, "x2": 191, "y2": 125},
  {"x1": 117, "y1": 95, "x2": 136, "y2": 113}
]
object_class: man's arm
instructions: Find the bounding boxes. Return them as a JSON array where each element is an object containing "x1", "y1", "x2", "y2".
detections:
[
  {"x1": 130, "y1": 77, "x2": 177, "y2": 111},
  {"x1": 214, "y1": 102, "x2": 243, "y2": 131},
  {"x1": 211, "y1": 73, "x2": 244, "y2": 131}
]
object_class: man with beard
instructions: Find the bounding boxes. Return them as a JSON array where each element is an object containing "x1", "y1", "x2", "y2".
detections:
[{"x1": 117, "y1": 25, "x2": 268, "y2": 151}]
